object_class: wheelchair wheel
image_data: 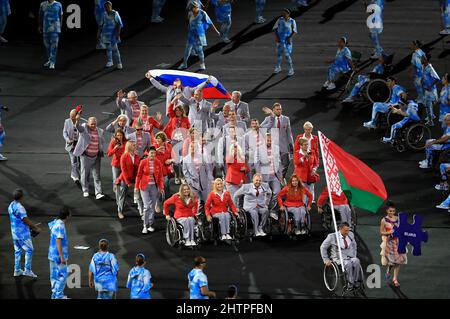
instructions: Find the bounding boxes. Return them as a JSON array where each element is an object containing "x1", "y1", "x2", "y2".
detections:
[
  {"x1": 406, "y1": 123, "x2": 432, "y2": 151},
  {"x1": 350, "y1": 206, "x2": 357, "y2": 232},
  {"x1": 304, "y1": 211, "x2": 312, "y2": 236},
  {"x1": 166, "y1": 218, "x2": 181, "y2": 247},
  {"x1": 386, "y1": 110, "x2": 404, "y2": 128},
  {"x1": 323, "y1": 262, "x2": 345, "y2": 293},
  {"x1": 229, "y1": 213, "x2": 239, "y2": 240},
  {"x1": 278, "y1": 210, "x2": 289, "y2": 235},
  {"x1": 236, "y1": 209, "x2": 248, "y2": 239},
  {"x1": 366, "y1": 79, "x2": 391, "y2": 103},
  {"x1": 197, "y1": 216, "x2": 213, "y2": 243}
]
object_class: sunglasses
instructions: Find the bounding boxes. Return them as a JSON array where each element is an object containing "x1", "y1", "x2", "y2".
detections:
[{"x1": 136, "y1": 128, "x2": 143, "y2": 131}]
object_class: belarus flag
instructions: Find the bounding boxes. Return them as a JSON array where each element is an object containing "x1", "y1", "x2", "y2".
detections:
[
  {"x1": 148, "y1": 69, "x2": 231, "y2": 99},
  {"x1": 318, "y1": 132, "x2": 388, "y2": 213}
]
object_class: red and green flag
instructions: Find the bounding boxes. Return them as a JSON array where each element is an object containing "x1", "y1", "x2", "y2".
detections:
[{"x1": 318, "y1": 132, "x2": 387, "y2": 213}]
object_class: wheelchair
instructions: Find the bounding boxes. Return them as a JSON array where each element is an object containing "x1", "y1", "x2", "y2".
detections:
[
  {"x1": 274, "y1": 207, "x2": 312, "y2": 239},
  {"x1": 165, "y1": 216, "x2": 201, "y2": 249},
  {"x1": 323, "y1": 261, "x2": 366, "y2": 298},
  {"x1": 321, "y1": 203, "x2": 357, "y2": 233},
  {"x1": 201, "y1": 211, "x2": 241, "y2": 246},
  {"x1": 236, "y1": 208, "x2": 272, "y2": 242}
]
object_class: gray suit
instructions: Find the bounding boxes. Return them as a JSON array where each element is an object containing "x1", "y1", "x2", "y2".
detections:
[
  {"x1": 182, "y1": 152, "x2": 214, "y2": 202},
  {"x1": 320, "y1": 231, "x2": 363, "y2": 288},
  {"x1": 73, "y1": 123, "x2": 106, "y2": 195},
  {"x1": 125, "y1": 131, "x2": 151, "y2": 159},
  {"x1": 149, "y1": 77, "x2": 207, "y2": 116},
  {"x1": 210, "y1": 111, "x2": 228, "y2": 129},
  {"x1": 63, "y1": 118, "x2": 84, "y2": 180},
  {"x1": 105, "y1": 123, "x2": 135, "y2": 136},
  {"x1": 233, "y1": 183, "x2": 272, "y2": 234},
  {"x1": 260, "y1": 115, "x2": 294, "y2": 178},
  {"x1": 186, "y1": 98, "x2": 213, "y2": 133},
  {"x1": 116, "y1": 98, "x2": 145, "y2": 125},
  {"x1": 224, "y1": 100, "x2": 251, "y2": 124},
  {"x1": 222, "y1": 121, "x2": 247, "y2": 137}
]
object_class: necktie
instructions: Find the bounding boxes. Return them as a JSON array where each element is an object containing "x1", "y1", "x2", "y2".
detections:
[
  {"x1": 256, "y1": 187, "x2": 259, "y2": 197},
  {"x1": 343, "y1": 236, "x2": 348, "y2": 249},
  {"x1": 277, "y1": 117, "x2": 281, "y2": 129},
  {"x1": 196, "y1": 102, "x2": 200, "y2": 112}
]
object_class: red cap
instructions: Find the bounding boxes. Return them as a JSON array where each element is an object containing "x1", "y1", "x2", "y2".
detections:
[{"x1": 75, "y1": 105, "x2": 83, "y2": 113}]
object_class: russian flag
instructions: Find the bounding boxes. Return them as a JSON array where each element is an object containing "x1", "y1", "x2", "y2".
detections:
[{"x1": 148, "y1": 69, "x2": 231, "y2": 99}]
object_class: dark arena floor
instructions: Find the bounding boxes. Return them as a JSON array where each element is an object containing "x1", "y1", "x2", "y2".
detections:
[{"x1": 0, "y1": 0, "x2": 449, "y2": 300}]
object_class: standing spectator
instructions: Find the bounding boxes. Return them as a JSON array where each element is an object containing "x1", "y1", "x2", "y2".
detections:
[
  {"x1": 255, "y1": 0, "x2": 266, "y2": 24},
  {"x1": 188, "y1": 256, "x2": 216, "y2": 299},
  {"x1": 261, "y1": 103, "x2": 294, "y2": 179},
  {"x1": 421, "y1": 56, "x2": 440, "y2": 126},
  {"x1": 94, "y1": 0, "x2": 106, "y2": 49},
  {"x1": 48, "y1": 208, "x2": 71, "y2": 299},
  {"x1": 73, "y1": 116, "x2": 106, "y2": 199},
  {"x1": 39, "y1": 0, "x2": 63, "y2": 70},
  {"x1": 205, "y1": 178, "x2": 239, "y2": 241},
  {"x1": 115, "y1": 141, "x2": 141, "y2": 220},
  {"x1": 127, "y1": 119, "x2": 152, "y2": 159},
  {"x1": 366, "y1": 0, "x2": 384, "y2": 59},
  {"x1": 294, "y1": 121, "x2": 319, "y2": 165},
  {"x1": 225, "y1": 143, "x2": 249, "y2": 201},
  {"x1": 107, "y1": 128, "x2": 127, "y2": 189},
  {"x1": 99, "y1": 1, "x2": 123, "y2": 69},
  {"x1": 224, "y1": 91, "x2": 251, "y2": 125},
  {"x1": 126, "y1": 253, "x2": 153, "y2": 299},
  {"x1": 0, "y1": 0, "x2": 11, "y2": 43},
  {"x1": 294, "y1": 138, "x2": 319, "y2": 201},
  {"x1": 323, "y1": 37, "x2": 355, "y2": 91},
  {"x1": 277, "y1": 175, "x2": 312, "y2": 235},
  {"x1": 116, "y1": 90, "x2": 145, "y2": 126},
  {"x1": 164, "y1": 184, "x2": 199, "y2": 247},
  {"x1": 138, "y1": 105, "x2": 163, "y2": 142},
  {"x1": 151, "y1": 0, "x2": 166, "y2": 23},
  {"x1": 89, "y1": 239, "x2": 119, "y2": 299},
  {"x1": 273, "y1": 9, "x2": 297, "y2": 76},
  {"x1": 63, "y1": 107, "x2": 84, "y2": 182},
  {"x1": 379, "y1": 201, "x2": 407, "y2": 287},
  {"x1": 409, "y1": 40, "x2": 426, "y2": 103},
  {"x1": 439, "y1": 74, "x2": 450, "y2": 127},
  {"x1": 0, "y1": 104, "x2": 9, "y2": 161},
  {"x1": 135, "y1": 146, "x2": 165, "y2": 234},
  {"x1": 105, "y1": 114, "x2": 135, "y2": 136},
  {"x1": 8, "y1": 189, "x2": 40, "y2": 278}
]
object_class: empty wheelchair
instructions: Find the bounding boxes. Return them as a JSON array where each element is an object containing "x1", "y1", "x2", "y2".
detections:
[
  {"x1": 323, "y1": 261, "x2": 366, "y2": 298},
  {"x1": 165, "y1": 216, "x2": 201, "y2": 249},
  {"x1": 321, "y1": 203, "x2": 357, "y2": 233}
]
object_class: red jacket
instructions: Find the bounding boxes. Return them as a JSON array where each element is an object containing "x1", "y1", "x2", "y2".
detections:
[
  {"x1": 153, "y1": 142, "x2": 173, "y2": 176},
  {"x1": 293, "y1": 150, "x2": 318, "y2": 183},
  {"x1": 317, "y1": 186, "x2": 349, "y2": 207},
  {"x1": 138, "y1": 115, "x2": 164, "y2": 142},
  {"x1": 163, "y1": 194, "x2": 198, "y2": 219},
  {"x1": 116, "y1": 152, "x2": 140, "y2": 185},
  {"x1": 294, "y1": 134, "x2": 319, "y2": 167},
  {"x1": 204, "y1": 191, "x2": 238, "y2": 217},
  {"x1": 225, "y1": 156, "x2": 249, "y2": 186},
  {"x1": 163, "y1": 102, "x2": 190, "y2": 141},
  {"x1": 107, "y1": 139, "x2": 126, "y2": 168},
  {"x1": 135, "y1": 157, "x2": 165, "y2": 191},
  {"x1": 277, "y1": 185, "x2": 313, "y2": 208}
]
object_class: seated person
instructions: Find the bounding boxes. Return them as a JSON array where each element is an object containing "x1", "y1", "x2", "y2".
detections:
[
  {"x1": 205, "y1": 179, "x2": 239, "y2": 241},
  {"x1": 363, "y1": 77, "x2": 406, "y2": 129},
  {"x1": 419, "y1": 113, "x2": 450, "y2": 169},
  {"x1": 277, "y1": 174, "x2": 312, "y2": 235},
  {"x1": 233, "y1": 174, "x2": 273, "y2": 237},
  {"x1": 323, "y1": 37, "x2": 355, "y2": 91},
  {"x1": 163, "y1": 184, "x2": 199, "y2": 247},
  {"x1": 342, "y1": 54, "x2": 387, "y2": 103},
  {"x1": 320, "y1": 222, "x2": 363, "y2": 290},
  {"x1": 435, "y1": 163, "x2": 450, "y2": 192},
  {"x1": 317, "y1": 186, "x2": 353, "y2": 226},
  {"x1": 382, "y1": 97, "x2": 421, "y2": 144}
]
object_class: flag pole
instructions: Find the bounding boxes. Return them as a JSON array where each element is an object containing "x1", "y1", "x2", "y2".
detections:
[{"x1": 318, "y1": 131, "x2": 345, "y2": 272}]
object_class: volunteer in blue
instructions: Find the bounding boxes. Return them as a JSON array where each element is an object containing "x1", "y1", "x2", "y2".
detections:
[
  {"x1": 48, "y1": 208, "x2": 71, "y2": 299},
  {"x1": 152, "y1": 0, "x2": 166, "y2": 23},
  {"x1": 39, "y1": 0, "x2": 63, "y2": 70},
  {"x1": 89, "y1": 239, "x2": 119, "y2": 299},
  {"x1": 273, "y1": 9, "x2": 297, "y2": 76},
  {"x1": 8, "y1": 189, "x2": 41, "y2": 278},
  {"x1": 99, "y1": 1, "x2": 123, "y2": 69},
  {"x1": 0, "y1": 104, "x2": 8, "y2": 161},
  {"x1": 410, "y1": 40, "x2": 425, "y2": 103},
  {"x1": 188, "y1": 256, "x2": 216, "y2": 299},
  {"x1": 126, "y1": 253, "x2": 153, "y2": 299},
  {"x1": 0, "y1": 0, "x2": 11, "y2": 43},
  {"x1": 421, "y1": 56, "x2": 440, "y2": 127},
  {"x1": 323, "y1": 37, "x2": 355, "y2": 90},
  {"x1": 208, "y1": 0, "x2": 233, "y2": 43},
  {"x1": 439, "y1": 74, "x2": 450, "y2": 128},
  {"x1": 255, "y1": 0, "x2": 266, "y2": 24},
  {"x1": 440, "y1": 0, "x2": 450, "y2": 35},
  {"x1": 366, "y1": 0, "x2": 384, "y2": 59},
  {"x1": 94, "y1": 0, "x2": 106, "y2": 49}
]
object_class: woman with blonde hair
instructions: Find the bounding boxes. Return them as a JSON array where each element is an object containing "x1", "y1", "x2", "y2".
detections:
[
  {"x1": 205, "y1": 178, "x2": 239, "y2": 241},
  {"x1": 163, "y1": 184, "x2": 199, "y2": 246}
]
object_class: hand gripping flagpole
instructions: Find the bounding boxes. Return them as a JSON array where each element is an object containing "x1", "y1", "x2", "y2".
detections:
[{"x1": 318, "y1": 131, "x2": 345, "y2": 272}]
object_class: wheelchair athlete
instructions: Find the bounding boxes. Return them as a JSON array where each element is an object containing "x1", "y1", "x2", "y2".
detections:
[
  {"x1": 382, "y1": 97, "x2": 421, "y2": 144},
  {"x1": 276, "y1": 174, "x2": 312, "y2": 235},
  {"x1": 163, "y1": 184, "x2": 199, "y2": 247},
  {"x1": 419, "y1": 113, "x2": 450, "y2": 169},
  {"x1": 323, "y1": 37, "x2": 356, "y2": 91},
  {"x1": 205, "y1": 178, "x2": 239, "y2": 241},
  {"x1": 317, "y1": 186, "x2": 354, "y2": 227},
  {"x1": 320, "y1": 222, "x2": 364, "y2": 291},
  {"x1": 363, "y1": 77, "x2": 406, "y2": 129}
]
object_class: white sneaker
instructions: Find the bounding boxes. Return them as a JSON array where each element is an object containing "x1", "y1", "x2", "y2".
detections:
[
  {"x1": 259, "y1": 231, "x2": 267, "y2": 237},
  {"x1": 225, "y1": 234, "x2": 232, "y2": 240},
  {"x1": 287, "y1": 68, "x2": 294, "y2": 76},
  {"x1": 151, "y1": 16, "x2": 164, "y2": 23},
  {"x1": 270, "y1": 212, "x2": 278, "y2": 220},
  {"x1": 419, "y1": 163, "x2": 431, "y2": 169},
  {"x1": 23, "y1": 270, "x2": 38, "y2": 278},
  {"x1": 0, "y1": 35, "x2": 8, "y2": 43},
  {"x1": 323, "y1": 80, "x2": 330, "y2": 88},
  {"x1": 343, "y1": 97, "x2": 354, "y2": 103},
  {"x1": 116, "y1": 64, "x2": 123, "y2": 70},
  {"x1": 147, "y1": 226, "x2": 155, "y2": 232},
  {"x1": 0, "y1": 154, "x2": 7, "y2": 161},
  {"x1": 439, "y1": 29, "x2": 450, "y2": 35},
  {"x1": 83, "y1": 192, "x2": 89, "y2": 198},
  {"x1": 71, "y1": 175, "x2": 79, "y2": 183},
  {"x1": 435, "y1": 184, "x2": 449, "y2": 191},
  {"x1": 43, "y1": 61, "x2": 51, "y2": 67},
  {"x1": 382, "y1": 137, "x2": 393, "y2": 144},
  {"x1": 142, "y1": 227, "x2": 148, "y2": 234},
  {"x1": 418, "y1": 159, "x2": 427, "y2": 166},
  {"x1": 221, "y1": 235, "x2": 227, "y2": 241},
  {"x1": 255, "y1": 231, "x2": 262, "y2": 237},
  {"x1": 14, "y1": 270, "x2": 23, "y2": 277},
  {"x1": 295, "y1": 229, "x2": 302, "y2": 235},
  {"x1": 49, "y1": 63, "x2": 55, "y2": 70},
  {"x1": 178, "y1": 63, "x2": 187, "y2": 70},
  {"x1": 199, "y1": 63, "x2": 206, "y2": 70},
  {"x1": 106, "y1": 62, "x2": 114, "y2": 68},
  {"x1": 255, "y1": 17, "x2": 266, "y2": 24},
  {"x1": 184, "y1": 240, "x2": 192, "y2": 246},
  {"x1": 222, "y1": 37, "x2": 231, "y2": 43},
  {"x1": 363, "y1": 121, "x2": 377, "y2": 129},
  {"x1": 96, "y1": 194, "x2": 105, "y2": 200},
  {"x1": 274, "y1": 66, "x2": 281, "y2": 74},
  {"x1": 326, "y1": 82, "x2": 336, "y2": 90},
  {"x1": 436, "y1": 204, "x2": 450, "y2": 210}
]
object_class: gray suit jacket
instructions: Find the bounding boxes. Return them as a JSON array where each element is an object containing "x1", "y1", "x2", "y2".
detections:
[
  {"x1": 320, "y1": 232, "x2": 357, "y2": 264},
  {"x1": 182, "y1": 153, "x2": 214, "y2": 192},
  {"x1": 63, "y1": 118, "x2": 85, "y2": 153},
  {"x1": 222, "y1": 121, "x2": 247, "y2": 136},
  {"x1": 254, "y1": 144, "x2": 283, "y2": 182},
  {"x1": 260, "y1": 115, "x2": 294, "y2": 154},
  {"x1": 233, "y1": 182, "x2": 273, "y2": 212},
  {"x1": 186, "y1": 98, "x2": 213, "y2": 132},
  {"x1": 73, "y1": 123, "x2": 106, "y2": 157},
  {"x1": 125, "y1": 131, "x2": 151, "y2": 159},
  {"x1": 217, "y1": 135, "x2": 244, "y2": 165},
  {"x1": 116, "y1": 98, "x2": 145, "y2": 124},
  {"x1": 224, "y1": 100, "x2": 251, "y2": 124},
  {"x1": 105, "y1": 122, "x2": 136, "y2": 136}
]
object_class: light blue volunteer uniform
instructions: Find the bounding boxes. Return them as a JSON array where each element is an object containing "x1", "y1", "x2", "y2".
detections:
[
  {"x1": 152, "y1": 0, "x2": 166, "y2": 20},
  {"x1": 48, "y1": 218, "x2": 69, "y2": 299},
  {"x1": 365, "y1": 84, "x2": 405, "y2": 126},
  {"x1": 89, "y1": 251, "x2": 119, "y2": 299},
  {"x1": 442, "y1": 0, "x2": 450, "y2": 33},
  {"x1": 384, "y1": 100, "x2": 421, "y2": 142},
  {"x1": 411, "y1": 48, "x2": 426, "y2": 103},
  {"x1": 211, "y1": 0, "x2": 232, "y2": 42},
  {"x1": 422, "y1": 63, "x2": 440, "y2": 122},
  {"x1": 255, "y1": 0, "x2": 266, "y2": 22},
  {"x1": 425, "y1": 125, "x2": 450, "y2": 166},
  {"x1": 100, "y1": 9, "x2": 123, "y2": 66},
  {"x1": 39, "y1": 1, "x2": 63, "y2": 65},
  {"x1": 346, "y1": 63, "x2": 384, "y2": 99},
  {"x1": 8, "y1": 201, "x2": 34, "y2": 274},
  {"x1": 328, "y1": 46, "x2": 352, "y2": 83},
  {"x1": 439, "y1": 84, "x2": 450, "y2": 124},
  {"x1": 367, "y1": 0, "x2": 384, "y2": 58},
  {"x1": 126, "y1": 266, "x2": 152, "y2": 299},
  {"x1": 0, "y1": 106, "x2": 6, "y2": 158},
  {"x1": 273, "y1": 16, "x2": 297, "y2": 74},
  {"x1": 94, "y1": 0, "x2": 106, "y2": 48},
  {"x1": 0, "y1": 0, "x2": 11, "y2": 38},
  {"x1": 293, "y1": 0, "x2": 309, "y2": 6},
  {"x1": 188, "y1": 268, "x2": 209, "y2": 299}
]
